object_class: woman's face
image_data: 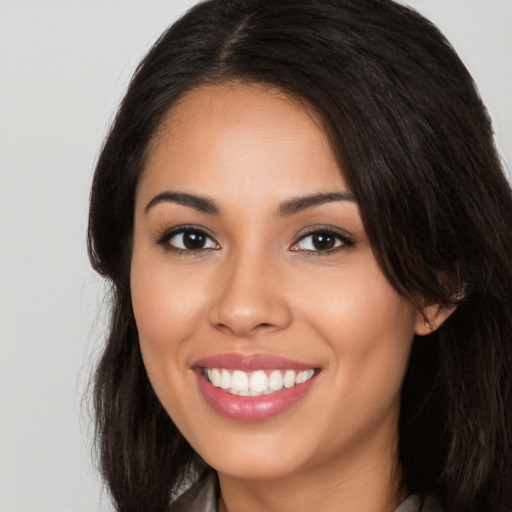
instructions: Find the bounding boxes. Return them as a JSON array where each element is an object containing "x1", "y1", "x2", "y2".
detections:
[{"x1": 131, "y1": 83, "x2": 426, "y2": 481}]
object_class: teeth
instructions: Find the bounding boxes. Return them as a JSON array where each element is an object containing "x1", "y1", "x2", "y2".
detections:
[
  {"x1": 283, "y1": 369, "x2": 296, "y2": 388},
  {"x1": 268, "y1": 370, "x2": 283, "y2": 391},
  {"x1": 220, "y1": 369, "x2": 231, "y2": 390},
  {"x1": 210, "y1": 368, "x2": 221, "y2": 387},
  {"x1": 296, "y1": 369, "x2": 314, "y2": 384},
  {"x1": 231, "y1": 370, "x2": 249, "y2": 393},
  {"x1": 249, "y1": 371, "x2": 268, "y2": 393},
  {"x1": 204, "y1": 368, "x2": 316, "y2": 396}
]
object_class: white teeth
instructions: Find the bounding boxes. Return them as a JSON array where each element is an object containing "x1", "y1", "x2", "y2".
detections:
[
  {"x1": 231, "y1": 370, "x2": 249, "y2": 393},
  {"x1": 220, "y1": 369, "x2": 231, "y2": 389},
  {"x1": 283, "y1": 369, "x2": 296, "y2": 388},
  {"x1": 268, "y1": 370, "x2": 283, "y2": 391},
  {"x1": 249, "y1": 370, "x2": 268, "y2": 393},
  {"x1": 296, "y1": 369, "x2": 314, "y2": 384},
  {"x1": 300, "y1": 370, "x2": 314, "y2": 383},
  {"x1": 204, "y1": 367, "x2": 316, "y2": 396},
  {"x1": 210, "y1": 368, "x2": 222, "y2": 387}
]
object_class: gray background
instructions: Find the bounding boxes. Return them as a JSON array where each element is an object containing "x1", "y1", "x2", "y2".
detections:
[{"x1": 0, "y1": 1, "x2": 510, "y2": 511}]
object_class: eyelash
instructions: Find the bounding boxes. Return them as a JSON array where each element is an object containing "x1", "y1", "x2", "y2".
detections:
[
  {"x1": 291, "y1": 227, "x2": 355, "y2": 255},
  {"x1": 155, "y1": 225, "x2": 220, "y2": 255},
  {"x1": 155, "y1": 226, "x2": 355, "y2": 255}
]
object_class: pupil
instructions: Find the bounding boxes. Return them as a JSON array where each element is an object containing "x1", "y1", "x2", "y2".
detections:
[
  {"x1": 313, "y1": 233, "x2": 335, "y2": 251},
  {"x1": 184, "y1": 231, "x2": 205, "y2": 250}
]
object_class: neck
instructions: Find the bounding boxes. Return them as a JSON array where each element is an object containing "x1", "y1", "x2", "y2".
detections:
[{"x1": 217, "y1": 435, "x2": 405, "y2": 512}]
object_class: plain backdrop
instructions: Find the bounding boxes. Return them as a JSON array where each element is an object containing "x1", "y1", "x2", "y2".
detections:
[{"x1": 0, "y1": 1, "x2": 510, "y2": 511}]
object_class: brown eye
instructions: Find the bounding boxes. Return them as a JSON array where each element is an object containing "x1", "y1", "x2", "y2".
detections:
[
  {"x1": 182, "y1": 231, "x2": 206, "y2": 249},
  {"x1": 291, "y1": 229, "x2": 352, "y2": 253},
  {"x1": 163, "y1": 229, "x2": 220, "y2": 251},
  {"x1": 311, "y1": 233, "x2": 337, "y2": 251}
]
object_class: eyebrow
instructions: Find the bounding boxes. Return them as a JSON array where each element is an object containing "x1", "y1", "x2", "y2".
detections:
[
  {"x1": 278, "y1": 192, "x2": 357, "y2": 216},
  {"x1": 144, "y1": 191, "x2": 221, "y2": 215},
  {"x1": 144, "y1": 190, "x2": 357, "y2": 216}
]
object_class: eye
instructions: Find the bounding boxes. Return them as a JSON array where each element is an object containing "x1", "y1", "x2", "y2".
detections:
[
  {"x1": 157, "y1": 227, "x2": 220, "y2": 252},
  {"x1": 290, "y1": 229, "x2": 353, "y2": 253}
]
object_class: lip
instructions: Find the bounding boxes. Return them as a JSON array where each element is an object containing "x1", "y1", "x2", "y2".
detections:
[
  {"x1": 192, "y1": 353, "x2": 320, "y2": 421},
  {"x1": 191, "y1": 353, "x2": 317, "y2": 371}
]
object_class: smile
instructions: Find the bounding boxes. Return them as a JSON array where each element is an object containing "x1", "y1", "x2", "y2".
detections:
[
  {"x1": 192, "y1": 354, "x2": 320, "y2": 421},
  {"x1": 202, "y1": 368, "x2": 316, "y2": 396}
]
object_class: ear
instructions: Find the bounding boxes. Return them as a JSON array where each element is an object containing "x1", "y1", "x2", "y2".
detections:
[{"x1": 414, "y1": 302, "x2": 457, "y2": 336}]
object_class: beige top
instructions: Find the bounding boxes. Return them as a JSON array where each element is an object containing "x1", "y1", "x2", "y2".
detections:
[{"x1": 169, "y1": 472, "x2": 444, "y2": 512}]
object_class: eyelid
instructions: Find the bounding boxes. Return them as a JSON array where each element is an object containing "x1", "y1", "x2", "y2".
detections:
[
  {"x1": 155, "y1": 225, "x2": 220, "y2": 252},
  {"x1": 290, "y1": 226, "x2": 355, "y2": 253},
  {"x1": 154, "y1": 224, "x2": 354, "y2": 254}
]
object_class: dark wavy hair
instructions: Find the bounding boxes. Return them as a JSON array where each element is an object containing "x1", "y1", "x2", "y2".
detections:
[{"x1": 88, "y1": 1, "x2": 512, "y2": 511}]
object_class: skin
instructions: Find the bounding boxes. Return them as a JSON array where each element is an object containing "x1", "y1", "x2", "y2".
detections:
[{"x1": 130, "y1": 83, "x2": 448, "y2": 512}]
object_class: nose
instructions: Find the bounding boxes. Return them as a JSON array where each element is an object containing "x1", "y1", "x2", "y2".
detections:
[{"x1": 208, "y1": 250, "x2": 292, "y2": 337}]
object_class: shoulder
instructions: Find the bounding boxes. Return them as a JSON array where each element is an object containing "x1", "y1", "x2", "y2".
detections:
[{"x1": 169, "y1": 471, "x2": 218, "y2": 512}]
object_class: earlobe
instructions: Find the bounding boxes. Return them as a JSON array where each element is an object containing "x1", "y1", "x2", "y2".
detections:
[{"x1": 415, "y1": 303, "x2": 457, "y2": 336}]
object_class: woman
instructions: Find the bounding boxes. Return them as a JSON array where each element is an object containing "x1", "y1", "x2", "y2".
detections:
[{"x1": 88, "y1": 1, "x2": 512, "y2": 511}]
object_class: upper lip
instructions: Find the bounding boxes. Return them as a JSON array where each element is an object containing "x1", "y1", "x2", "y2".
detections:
[{"x1": 191, "y1": 353, "x2": 319, "y2": 371}]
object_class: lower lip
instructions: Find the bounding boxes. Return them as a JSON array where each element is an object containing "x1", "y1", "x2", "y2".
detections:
[{"x1": 195, "y1": 371, "x2": 317, "y2": 421}]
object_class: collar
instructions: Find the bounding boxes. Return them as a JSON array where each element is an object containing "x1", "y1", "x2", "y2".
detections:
[{"x1": 169, "y1": 471, "x2": 443, "y2": 512}]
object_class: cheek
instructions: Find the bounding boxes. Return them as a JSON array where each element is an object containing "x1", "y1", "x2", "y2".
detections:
[
  {"x1": 131, "y1": 253, "x2": 204, "y2": 346},
  {"x1": 298, "y1": 259, "x2": 417, "y2": 396},
  {"x1": 129, "y1": 250, "x2": 209, "y2": 431},
  {"x1": 130, "y1": 247, "x2": 206, "y2": 390}
]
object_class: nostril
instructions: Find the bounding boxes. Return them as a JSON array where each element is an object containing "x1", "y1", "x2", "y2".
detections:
[
  {"x1": 214, "y1": 321, "x2": 280, "y2": 336},
  {"x1": 209, "y1": 290, "x2": 293, "y2": 336}
]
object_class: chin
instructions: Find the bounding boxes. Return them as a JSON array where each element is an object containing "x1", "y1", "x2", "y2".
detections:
[
  {"x1": 192, "y1": 429, "x2": 312, "y2": 481},
  {"x1": 211, "y1": 455, "x2": 303, "y2": 481}
]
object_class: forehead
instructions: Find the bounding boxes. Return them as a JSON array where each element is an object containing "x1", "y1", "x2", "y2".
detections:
[{"x1": 138, "y1": 83, "x2": 348, "y2": 204}]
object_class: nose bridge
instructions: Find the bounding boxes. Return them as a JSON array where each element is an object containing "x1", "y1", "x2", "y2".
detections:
[{"x1": 209, "y1": 241, "x2": 291, "y2": 336}]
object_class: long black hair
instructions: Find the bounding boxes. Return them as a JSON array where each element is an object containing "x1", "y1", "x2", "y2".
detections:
[{"x1": 88, "y1": 1, "x2": 512, "y2": 511}]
